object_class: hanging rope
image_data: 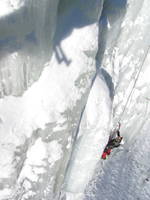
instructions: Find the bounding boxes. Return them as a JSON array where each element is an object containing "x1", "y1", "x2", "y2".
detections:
[{"x1": 118, "y1": 46, "x2": 150, "y2": 123}]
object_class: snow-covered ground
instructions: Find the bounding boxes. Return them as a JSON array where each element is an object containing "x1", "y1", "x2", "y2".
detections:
[{"x1": 1, "y1": 0, "x2": 150, "y2": 200}]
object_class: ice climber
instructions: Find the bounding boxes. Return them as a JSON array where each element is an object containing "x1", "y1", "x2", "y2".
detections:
[{"x1": 101, "y1": 122, "x2": 123, "y2": 160}]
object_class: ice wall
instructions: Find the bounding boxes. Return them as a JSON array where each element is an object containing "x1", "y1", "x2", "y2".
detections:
[
  {"x1": 1, "y1": 0, "x2": 150, "y2": 200},
  {"x1": 0, "y1": 0, "x2": 59, "y2": 96},
  {"x1": 84, "y1": 0, "x2": 150, "y2": 200},
  {"x1": 0, "y1": 0, "x2": 103, "y2": 200},
  {"x1": 61, "y1": 72, "x2": 112, "y2": 200}
]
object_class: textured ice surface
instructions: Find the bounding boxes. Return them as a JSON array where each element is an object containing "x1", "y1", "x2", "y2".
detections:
[
  {"x1": 0, "y1": 0, "x2": 59, "y2": 96},
  {"x1": 84, "y1": 0, "x2": 150, "y2": 200},
  {"x1": 1, "y1": 0, "x2": 150, "y2": 200},
  {"x1": 0, "y1": 0, "x2": 100, "y2": 199}
]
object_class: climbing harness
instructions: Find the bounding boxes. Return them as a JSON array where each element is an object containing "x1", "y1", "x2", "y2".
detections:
[{"x1": 117, "y1": 46, "x2": 150, "y2": 124}]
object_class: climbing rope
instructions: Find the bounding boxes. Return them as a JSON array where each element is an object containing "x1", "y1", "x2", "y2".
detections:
[{"x1": 117, "y1": 46, "x2": 150, "y2": 124}]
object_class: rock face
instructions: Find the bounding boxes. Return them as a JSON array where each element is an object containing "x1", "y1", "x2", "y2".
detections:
[{"x1": 1, "y1": 0, "x2": 150, "y2": 200}]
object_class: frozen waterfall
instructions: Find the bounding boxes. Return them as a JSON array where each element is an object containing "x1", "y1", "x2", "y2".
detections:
[{"x1": 0, "y1": 0, "x2": 150, "y2": 200}]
